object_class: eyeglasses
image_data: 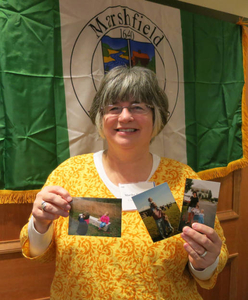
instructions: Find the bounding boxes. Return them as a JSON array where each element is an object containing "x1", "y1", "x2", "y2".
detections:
[{"x1": 103, "y1": 103, "x2": 154, "y2": 116}]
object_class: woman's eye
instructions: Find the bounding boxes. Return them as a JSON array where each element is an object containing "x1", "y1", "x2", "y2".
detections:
[
  {"x1": 132, "y1": 105, "x2": 144, "y2": 111},
  {"x1": 109, "y1": 106, "x2": 120, "y2": 112}
]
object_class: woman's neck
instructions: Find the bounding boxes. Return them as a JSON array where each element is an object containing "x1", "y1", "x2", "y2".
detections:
[{"x1": 102, "y1": 148, "x2": 153, "y2": 186}]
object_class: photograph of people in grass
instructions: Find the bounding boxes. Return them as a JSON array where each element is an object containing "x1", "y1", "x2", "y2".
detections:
[
  {"x1": 68, "y1": 197, "x2": 122, "y2": 237},
  {"x1": 178, "y1": 178, "x2": 221, "y2": 231},
  {"x1": 132, "y1": 182, "x2": 180, "y2": 242}
]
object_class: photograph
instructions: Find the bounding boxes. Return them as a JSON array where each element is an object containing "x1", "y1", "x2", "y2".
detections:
[
  {"x1": 68, "y1": 197, "x2": 122, "y2": 237},
  {"x1": 132, "y1": 182, "x2": 181, "y2": 242},
  {"x1": 178, "y1": 178, "x2": 221, "y2": 231}
]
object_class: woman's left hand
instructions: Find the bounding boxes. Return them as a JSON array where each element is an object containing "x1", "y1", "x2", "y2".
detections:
[{"x1": 181, "y1": 223, "x2": 222, "y2": 270}]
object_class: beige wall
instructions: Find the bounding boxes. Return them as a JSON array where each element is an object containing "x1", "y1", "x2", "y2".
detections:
[{"x1": 178, "y1": 0, "x2": 248, "y2": 18}]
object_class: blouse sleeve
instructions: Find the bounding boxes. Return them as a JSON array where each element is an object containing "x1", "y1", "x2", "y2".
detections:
[
  {"x1": 20, "y1": 218, "x2": 57, "y2": 263},
  {"x1": 20, "y1": 158, "x2": 71, "y2": 262},
  {"x1": 190, "y1": 216, "x2": 229, "y2": 289}
]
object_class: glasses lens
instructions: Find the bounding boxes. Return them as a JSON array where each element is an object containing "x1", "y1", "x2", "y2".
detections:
[
  {"x1": 130, "y1": 103, "x2": 149, "y2": 114},
  {"x1": 104, "y1": 105, "x2": 122, "y2": 115}
]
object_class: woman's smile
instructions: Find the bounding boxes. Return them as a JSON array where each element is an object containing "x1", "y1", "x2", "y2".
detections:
[{"x1": 115, "y1": 128, "x2": 138, "y2": 132}]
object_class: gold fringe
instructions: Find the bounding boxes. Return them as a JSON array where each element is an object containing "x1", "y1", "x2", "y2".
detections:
[
  {"x1": 197, "y1": 157, "x2": 248, "y2": 180},
  {"x1": 198, "y1": 23, "x2": 248, "y2": 180},
  {"x1": 0, "y1": 190, "x2": 40, "y2": 204},
  {"x1": 237, "y1": 18, "x2": 248, "y2": 26}
]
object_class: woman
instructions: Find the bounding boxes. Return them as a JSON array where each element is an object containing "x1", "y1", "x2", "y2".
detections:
[
  {"x1": 76, "y1": 212, "x2": 90, "y2": 235},
  {"x1": 98, "y1": 212, "x2": 110, "y2": 230},
  {"x1": 148, "y1": 197, "x2": 173, "y2": 238},
  {"x1": 187, "y1": 191, "x2": 200, "y2": 225},
  {"x1": 20, "y1": 66, "x2": 228, "y2": 300},
  {"x1": 148, "y1": 197, "x2": 168, "y2": 239}
]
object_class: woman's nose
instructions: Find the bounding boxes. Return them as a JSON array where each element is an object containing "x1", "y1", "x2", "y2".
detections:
[{"x1": 118, "y1": 107, "x2": 134, "y2": 122}]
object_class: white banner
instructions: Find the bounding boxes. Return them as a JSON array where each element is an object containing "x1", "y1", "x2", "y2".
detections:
[{"x1": 59, "y1": 0, "x2": 186, "y2": 163}]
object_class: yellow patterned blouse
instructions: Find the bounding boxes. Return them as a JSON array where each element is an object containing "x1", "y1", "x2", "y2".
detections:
[{"x1": 20, "y1": 154, "x2": 228, "y2": 300}]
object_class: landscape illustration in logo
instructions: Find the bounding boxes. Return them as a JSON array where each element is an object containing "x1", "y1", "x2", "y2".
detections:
[{"x1": 101, "y1": 35, "x2": 156, "y2": 73}]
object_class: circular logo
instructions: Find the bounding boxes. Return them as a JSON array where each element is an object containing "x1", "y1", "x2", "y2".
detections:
[{"x1": 70, "y1": 5, "x2": 179, "y2": 121}]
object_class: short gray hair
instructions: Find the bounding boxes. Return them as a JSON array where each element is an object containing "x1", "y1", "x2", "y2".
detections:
[{"x1": 89, "y1": 66, "x2": 169, "y2": 139}]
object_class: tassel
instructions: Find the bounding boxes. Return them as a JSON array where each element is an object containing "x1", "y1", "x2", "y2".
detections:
[{"x1": 0, "y1": 190, "x2": 40, "y2": 204}]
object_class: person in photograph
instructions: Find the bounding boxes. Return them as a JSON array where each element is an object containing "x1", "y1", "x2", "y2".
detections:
[
  {"x1": 191, "y1": 203, "x2": 201, "y2": 223},
  {"x1": 98, "y1": 212, "x2": 110, "y2": 230},
  {"x1": 78, "y1": 212, "x2": 90, "y2": 224},
  {"x1": 163, "y1": 214, "x2": 174, "y2": 234},
  {"x1": 148, "y1": 198, "x2": 167, "y2": 238},
  {"x1": 76, "y1": 212, "x2": 90, "y2": 236},
  {"x1": 148, "y1": 197, "x2": 173, "y2": 238},
  {"x1": 199, "y1": 209, "x2": 205, "y2": 224},
  {"x1": 187, "y1": 191, "x2": 199, "y2": 225},
  {"x1": 20, "y1": 66, "x2": 228, "y2": 299}
]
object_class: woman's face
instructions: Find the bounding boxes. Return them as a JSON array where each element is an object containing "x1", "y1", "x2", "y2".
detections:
[{"x1": 102, "y1": 101, "x2": 153, "y2": 151}]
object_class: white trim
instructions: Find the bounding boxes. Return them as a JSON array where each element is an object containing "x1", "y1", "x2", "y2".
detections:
[{"x1": 93, "y1": 150, "x2": 160, "y2": 198}]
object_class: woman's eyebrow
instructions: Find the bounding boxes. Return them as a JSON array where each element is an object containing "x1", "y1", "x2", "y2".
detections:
[{"x1": 112, "y1": 100, "x2": 142, "y2": 105}]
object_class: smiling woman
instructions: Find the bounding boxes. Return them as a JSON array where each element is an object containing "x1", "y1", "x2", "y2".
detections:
[
  {"x1": 20, "y1": 65, "x2": 228, "y2": 300},
  {"x1": 89, "y1": 66, "x2": 169, "y2": 182}
]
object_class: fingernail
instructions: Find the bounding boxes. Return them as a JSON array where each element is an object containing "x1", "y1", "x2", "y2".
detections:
[
  {"x1": 183, "y1": 226, "x2": 189, "y2": 233},
  {"x1": 192, "y1": 223, "x2": 198, "y2": 229}
]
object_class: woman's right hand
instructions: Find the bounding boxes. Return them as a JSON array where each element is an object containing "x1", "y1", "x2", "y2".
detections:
[{"x1": 32, "y1": 186, "x2": 72, "y2": 234}]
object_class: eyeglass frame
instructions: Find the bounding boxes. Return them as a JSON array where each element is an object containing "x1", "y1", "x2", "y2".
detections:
[{"x1": 101, "y1": 102, "x2": 154, "y2": 116}]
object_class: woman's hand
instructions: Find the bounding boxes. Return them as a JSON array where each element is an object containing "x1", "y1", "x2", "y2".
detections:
[
  {"x1": 181, "y1": 223, "x2": 222, "y2": 270},
  {"x1": 32, "y1": 186, "x2": 72, "y2": 234}
]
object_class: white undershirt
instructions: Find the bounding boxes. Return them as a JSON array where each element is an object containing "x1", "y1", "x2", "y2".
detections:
[
  {"x1": 28, "y1": 151, "x2": 218, "y2": 280},
  {"x1": 93, "y1": 150, "x2": 161, "y2": 198}
]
